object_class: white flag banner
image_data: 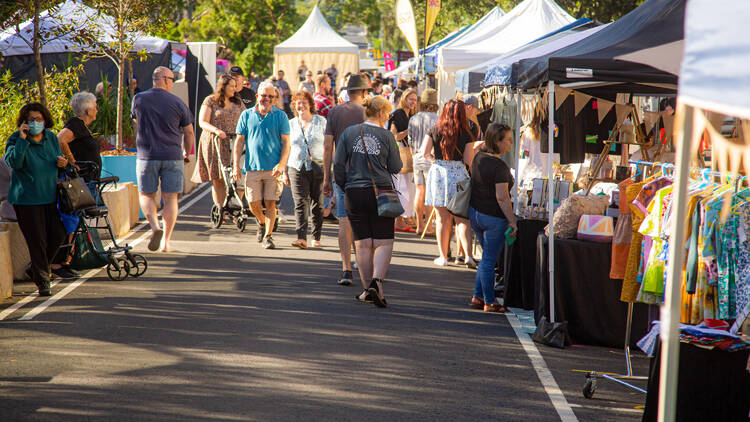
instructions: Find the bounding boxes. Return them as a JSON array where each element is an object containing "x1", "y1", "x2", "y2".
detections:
[{"x1": 396, "y1": 0, "x2": 420, "y2": 57}]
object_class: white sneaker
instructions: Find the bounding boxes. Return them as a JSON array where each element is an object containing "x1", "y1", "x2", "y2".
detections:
[
  {"x1": 433, "y1": 257, "x2": 448, "y2": 266},
  {"x1": 352, "y1": 261, "x2": 358, "y2": 269}
]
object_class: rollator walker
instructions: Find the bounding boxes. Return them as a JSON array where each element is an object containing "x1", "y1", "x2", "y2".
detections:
[{"x1": 208, "y1": 133, "x2": 253, "y2": 232}]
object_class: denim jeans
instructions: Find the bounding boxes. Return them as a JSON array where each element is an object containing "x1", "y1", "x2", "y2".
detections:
[{"x1": 469, "y1": 206, "x2": 508, "y2": 305}]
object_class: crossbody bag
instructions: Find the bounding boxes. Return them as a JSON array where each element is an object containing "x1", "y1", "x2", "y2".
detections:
[{"x1": 358, "y1": 124, "x2": 404, "y2": 218}]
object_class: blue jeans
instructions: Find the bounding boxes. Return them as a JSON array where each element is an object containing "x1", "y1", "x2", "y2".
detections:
[{"x1": 469, "y1": 206, "x2": 508, "y2": 305}]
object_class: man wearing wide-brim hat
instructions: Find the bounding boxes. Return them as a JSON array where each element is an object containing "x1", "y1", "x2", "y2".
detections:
[
  {"x1": 408, "y1": 88, "x2": 439, "y2": 235},
  {"x1": 323, "y1": 74, "x2": 371, "y2": 287}
]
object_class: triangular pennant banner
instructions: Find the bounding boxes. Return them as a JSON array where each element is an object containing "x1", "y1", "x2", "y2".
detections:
[
  {"x1": 574, "y1": 93, "x2": 592, "y2": 116},
  {"x1": 643, "y1": 111, "x2": 660, "y2": 134},
  {"x1": 615, "y1": 104, "x2": 632, "y2": 125},
  {"x1": 597, "y1": 99, "x2": 614, "y2": 123},
  {"x1": 661, "y1": 113, "x2": 675, "y2": 143},
  {"x1": 555, "y1": 86, "x2": 572, "y2": 111}
]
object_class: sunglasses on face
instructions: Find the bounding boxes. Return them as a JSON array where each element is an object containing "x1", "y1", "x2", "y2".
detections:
[{"x1": 163, "y1": 76, "x2": 175, "y2": 81}]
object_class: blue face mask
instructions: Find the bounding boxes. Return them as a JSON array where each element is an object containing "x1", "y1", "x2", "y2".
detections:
[{"x1": 28, "y1": 121, "x2": 45, "y2": 135}]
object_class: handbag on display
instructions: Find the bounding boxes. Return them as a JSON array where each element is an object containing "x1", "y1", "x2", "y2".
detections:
[
  {"x1": 358, "y1": 125, "x2": 404, "y2": 218},
  {"x1": 531, "y1": 317, "x2": 570, "y2": 349},
  {"x1": 58, "y1": 168, "x2": 96, "y2": 214},
  {"x1": 447, "y1": 177, "x2": 471, "y2": 219},
  {"x1": 576, "y1": 214, "x2": 614, "y2": 243},
  {"x1": 398, "y1": 141, "x2": 414, "y2": 174}
]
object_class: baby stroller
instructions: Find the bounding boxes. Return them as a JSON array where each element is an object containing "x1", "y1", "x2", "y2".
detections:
[
  {"x1": 209, "y1": 133, "x2": 254, "y2": 232},
  {"x1": 66, "y1": 162, "x2": 148, "y2": 281}
]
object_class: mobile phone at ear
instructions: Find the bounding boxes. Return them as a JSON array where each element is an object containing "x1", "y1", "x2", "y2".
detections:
[{"x1": 23, "y1": 129, "x2": 29, "y2": 137}]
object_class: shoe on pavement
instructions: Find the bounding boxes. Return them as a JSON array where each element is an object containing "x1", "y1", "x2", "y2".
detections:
[
  {"x1": 256, "y1": 224, "x2": 265, "y2": 243},
  {"x1": 469, "y1": 296, "x2": 485, "y2": 309},
  {"x1": 483, "y1": 303, "x2": 509, "y2": 313},
  {"x1": 38, "y1": 283, "x2": 52, "y2": 297},
  {"x1": 352, "y1": 261, "x2": 358, "y2": 270},
  {"x1": 148, "y1": 229, "x2": 163, "y2": 251},
  {"x1": 465, "y1": 257, "x2": 477, "y2": 270},
  {"x1": 51, "y1": 267, "x2": 76, "y2": 280},
  {"x1": 338, "y1": 270, "x2": 353, "y2": 286},
  {"x1": 262, "y1": 235, "x2": 275, "y2": 249},
  {"x1": 433, "y1": 257, "x2": 448, "y2": 267}
]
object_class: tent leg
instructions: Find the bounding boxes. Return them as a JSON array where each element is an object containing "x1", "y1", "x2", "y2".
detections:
[
  {"x1": 513, "y1": 88, "x2": 522, "y2": 213},
  {"x1": 547, "y1": 80, "x2": 555, "y2": 323},
  {"x1": 657, "y1": 103, "x2": 695, "y2": 422}
]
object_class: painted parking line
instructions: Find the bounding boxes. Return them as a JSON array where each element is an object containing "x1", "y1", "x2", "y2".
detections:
[
  {"x1": 0, "y1": 184, "x2": 211, "y2": 322},
  {"x1": 506, "y1": 312, "x2": 579, "y2": 422}
]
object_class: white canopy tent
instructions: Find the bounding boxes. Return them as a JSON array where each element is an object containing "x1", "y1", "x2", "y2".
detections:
[
  {"x1": 659, "y1": 2, "x2": 750, "y2": 420},
  {"x1": 455, "y1": 22, "x2": 606, "y2": 92},
  {"x1": 0, "y1": 0, "x2": 169, "y2": 56},
  {"x1": 274, "y1": 5, "x2": 359, "y2": 89},
  {"x1": 436, "y1": 0, "x2": 575, "y2": 103}
]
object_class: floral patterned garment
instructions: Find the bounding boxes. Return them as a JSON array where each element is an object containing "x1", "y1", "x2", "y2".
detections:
[{"x1": 734, "y1": 201, "x2": 750, "y2": 319}]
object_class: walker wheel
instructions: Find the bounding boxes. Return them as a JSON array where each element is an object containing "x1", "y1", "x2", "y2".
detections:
[
  {"x1": 107, "y1": 258, "x2": 130, "y2": 281},
  {"x1": 583, "y1": 377, "x2": 597, "y2": 399},
  {"x1": 127, "y1": 253, "x2": 148, "y2": 277},
  {"x1": 236, "y1": 216, "x2": 247, "y2": 232},
  {"x1": 210, "y1": 204, "x2": 223, "y2": 228}
]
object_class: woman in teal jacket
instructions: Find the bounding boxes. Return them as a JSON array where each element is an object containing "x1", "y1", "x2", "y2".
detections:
[{"x1": 4, "y1": 103, "x2": 68, "y2": 296}]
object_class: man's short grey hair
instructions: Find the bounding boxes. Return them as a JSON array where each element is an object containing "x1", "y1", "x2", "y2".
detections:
[
  {"x1": 257, "y1": 81, "x2": 276, "y2": 94},
  {"x1": 70, "y1": 92, "x2": 97, "y2": 117}
]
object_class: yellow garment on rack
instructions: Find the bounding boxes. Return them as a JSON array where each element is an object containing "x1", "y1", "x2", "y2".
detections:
[
  {"x1": 680, "y1": 193, "x2": 703, "y2": 323},
  {"x1": 620, "y1": 181, "x2": 646, "y2": 302},
  {"x1": 640, "y1": 186, "x2": 673, "y2": 296},
  {"x1": 611, "y1": 179, "x2": 634, "y2": 279}
]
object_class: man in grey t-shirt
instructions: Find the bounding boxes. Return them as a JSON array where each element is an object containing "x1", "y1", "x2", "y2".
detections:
[
  {"x1": 131, "y1": 66, "x2": 195, "y2": 252},
  {"x1": 408, "y1": 88, "x2": 438, "y2": 234},
  {"x1": 322, "y1": 75, "x2": 368, "y2": 286}
]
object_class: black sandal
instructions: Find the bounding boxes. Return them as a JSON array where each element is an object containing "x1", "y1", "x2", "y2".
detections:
[
  {"x1": 355, "y1": 289, "x2": 373, "y2": 303},
  {"x1": 367, "y1": 278, "x2": 388, "y2": 308}
]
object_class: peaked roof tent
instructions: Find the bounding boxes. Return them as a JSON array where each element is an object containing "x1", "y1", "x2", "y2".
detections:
[
  {"x1": 438, "y1": 0, "x2": 575, "y2": 72},
  {"x1": 274, "y1": 5, "x2": 358, "y2": 54},
  {"x1": 0, "y1": 0, "x2": 169, "y2": 56},
  {"x1": 516, "y1": 0, "x2": 685, "y2": 92},
  {"x1": 454, "y1": 18, "x2": 598, "y2": 92}
]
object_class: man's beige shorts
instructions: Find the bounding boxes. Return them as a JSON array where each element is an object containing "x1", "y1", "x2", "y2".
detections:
[{"x1": 245, "y1": 170, "x2": 283, "y2": 202}]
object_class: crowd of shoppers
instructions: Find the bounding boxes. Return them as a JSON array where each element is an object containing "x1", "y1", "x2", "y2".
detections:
[{"x1": 3, "y1": 62, "x2": 518, "y2": 314}]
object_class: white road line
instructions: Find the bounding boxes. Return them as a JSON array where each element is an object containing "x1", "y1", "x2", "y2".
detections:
[
  {"x1": 506, "y1": 312, "x2": 578, "y2": 422},
  {"x1": 7, "y1": 185, "x2": 211, "y2": 322}
]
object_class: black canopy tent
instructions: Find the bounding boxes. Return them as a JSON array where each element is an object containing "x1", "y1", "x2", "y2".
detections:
[{"x1": 516, "y1": 0, "x2": 684, "y2": 93}]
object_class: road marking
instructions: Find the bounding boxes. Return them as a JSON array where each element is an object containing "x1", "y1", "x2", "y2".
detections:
[
  {"x1": 506, "y1": 312, "x2": 578, "y2": 422},
  {"x1": 6, "y1": 185, "x2": 211, "y2": 322}
]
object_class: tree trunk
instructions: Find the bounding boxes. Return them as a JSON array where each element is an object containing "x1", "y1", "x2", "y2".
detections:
[{"x1": 32, "y1": 0, "x2": 47, "y2": 107}]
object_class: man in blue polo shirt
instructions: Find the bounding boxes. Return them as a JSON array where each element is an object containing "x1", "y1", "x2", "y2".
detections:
[{"x1": 233, "y1": 81, "x2": 290, "y2": 249}]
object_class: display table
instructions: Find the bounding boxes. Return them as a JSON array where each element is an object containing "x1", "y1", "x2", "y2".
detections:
[
  {"x1": 503, "y1": 218, "x2": 548, "y2": 310},
  {"x1": 642, "y1": 341, "x2": 750, "y2": 421},
  {"x1": 534, "y1": 234, "x2": 650, "y2": 348}
]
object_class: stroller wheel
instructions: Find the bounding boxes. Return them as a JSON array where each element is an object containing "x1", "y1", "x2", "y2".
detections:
[
  {"x1": 210, "y1": 204, "x2": 223, "y2": 228},
  {"x1": 107, "y1": 258, "x2": 130, "y2": 281},
  {"x1": 128, "y1": 253, "x2": 148, "y2": 278},
  {"x1": 236, "y1": 216, "x2": 247, "y2": 232}
]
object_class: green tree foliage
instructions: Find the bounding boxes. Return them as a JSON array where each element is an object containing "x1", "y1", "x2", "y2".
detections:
[
  {"x1": 0, "y1": 65, "x2": 82, "y2": 155},
  {"x1": 158, "y1": 0, "x2": 302, "y2": 76}
]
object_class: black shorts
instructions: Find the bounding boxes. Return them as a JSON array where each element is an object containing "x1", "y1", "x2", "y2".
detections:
[{"x1": 344, "y1": 187, "x2": 395, "y2": 241}]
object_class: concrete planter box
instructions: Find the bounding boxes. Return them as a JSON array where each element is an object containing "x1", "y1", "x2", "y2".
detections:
[
  {"x1": 102, "y1": 182, "x2": 137, "y2": 238},
  {"x1": 0, "y1": 221, "x2": 30, "y2": 282}
]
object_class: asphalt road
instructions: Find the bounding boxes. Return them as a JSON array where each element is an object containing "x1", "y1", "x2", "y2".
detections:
[{"x1": 0, "y1": 184, "x2": 649, "y2": 421}]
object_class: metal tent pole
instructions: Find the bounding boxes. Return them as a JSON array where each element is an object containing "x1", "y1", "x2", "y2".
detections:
[
  {"x1": 513, "y1": 88, "x2": 522, "y2": 212},
  {"x1": 547, "y1": 80, "x2": 556, "y2": 323},
  {"x1": 657, "y1": 103, "x2": 695, "y2": 422}
]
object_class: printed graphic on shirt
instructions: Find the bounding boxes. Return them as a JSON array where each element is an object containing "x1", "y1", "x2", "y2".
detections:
[{"x1": 352, "y1": 133, "x2": 382, "y2": 156}]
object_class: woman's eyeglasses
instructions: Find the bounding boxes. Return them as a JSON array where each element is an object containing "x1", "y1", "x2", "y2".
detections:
[
  {"x1": 26, "y1": 117, "x2": 44, "y2": 123},
  {"x1": 260, "y1": 94, "x2": 277, "y2": 99}
]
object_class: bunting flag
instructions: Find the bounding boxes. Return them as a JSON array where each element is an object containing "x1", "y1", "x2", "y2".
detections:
[
  {"x1": 643, "y1": 111, "x2": 660, "y2": 134},
  {"x1": 597, "y1": 99, "x2": 615, "y2": 123},
  {"x1": 661, "y1": 113, "x2": 675, "y2": 144},
  {"x1": 425, "y1": 0, "x2": 441, "y2": 46},
  {"x1": 574, "y1": 93, "x2": 592, "y2": 116},
  {"x1": 396, "y1": 0, "x2": 420, "y2": 57},
  {"x1": 615, "y1": 104, "x2": 632, "y2": 125},
  {"x1": 554, "y1": 86, "x2": 572, "y2": 111}
]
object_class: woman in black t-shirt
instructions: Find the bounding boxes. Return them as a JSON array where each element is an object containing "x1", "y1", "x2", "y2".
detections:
[
  {"x1": 420, "y1": 99, "x2": 483, "y2": 268},
  {"x1": 387, "y1": 88, "x2": 418, "y2": 232},
  {"x1": 58, "y1": 92, "x2": 101, "y2": 181},
  {"x1": 468, "y1": 123, "x2": 517, "y2": 313}
]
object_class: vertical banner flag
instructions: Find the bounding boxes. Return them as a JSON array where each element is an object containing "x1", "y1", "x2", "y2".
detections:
[
  {"x1": 425, "y1": 0, "x2": 441, "y2": 46},
  {"x1": 396, "y1": 0, "x2": 420, "y2": 57}
]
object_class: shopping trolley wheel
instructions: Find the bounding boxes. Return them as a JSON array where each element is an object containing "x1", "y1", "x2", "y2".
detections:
[
  {"x1": 107, "y1": 258, "x2": 130, "y2": 281},
  {"x1": 128, "y1": 253, "x2": 148, "y2": 277},
  {"x1": 582, "y1": 376, "x2": 597, "y2": 399},
  {"x1": 210, "y1": 204, "x2": 223, "y2": 228},
  {"x1": 236, "y1": 216, "x2": 247, "y2": 232}
]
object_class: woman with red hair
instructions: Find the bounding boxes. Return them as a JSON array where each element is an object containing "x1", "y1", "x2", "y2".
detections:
[{"x1": 420, "y1": 99, "x2": 483, "y2": 267}]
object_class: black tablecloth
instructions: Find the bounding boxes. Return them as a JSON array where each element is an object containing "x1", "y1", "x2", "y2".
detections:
[
  {"x1": 504, "y1": 218, "x2": 548, "y2": 310},
  {"x1": 642, "y1": 341, "x2": 750, "y2": 421},
  {"x1": 534, "y1": 234, "x2": 650, "y2": 348}
]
